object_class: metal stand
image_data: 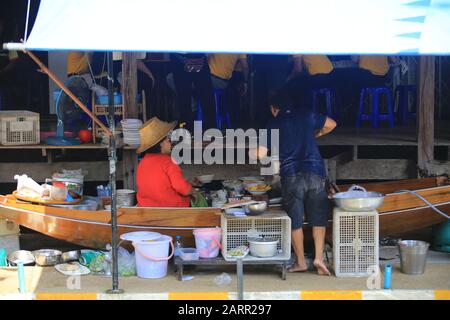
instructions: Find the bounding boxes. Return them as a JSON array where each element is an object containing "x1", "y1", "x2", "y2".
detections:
[
  {"x1": 236, "y1": 257, "x2": 244, "y2": 300},
  {"x1": 106, "y1": 52, "x2": 123, "y2": 294}
]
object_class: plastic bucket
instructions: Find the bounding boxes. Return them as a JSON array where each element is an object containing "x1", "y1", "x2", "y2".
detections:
[
  {"x1": 398, "y1": 240, "x2": 429, "y2": 275},
  {"x1": 193, "y1": 228, "x2": 222, "y2": 258},
  {"x1": 133, "y1": 235, "x2": 174, "y2": 279}
]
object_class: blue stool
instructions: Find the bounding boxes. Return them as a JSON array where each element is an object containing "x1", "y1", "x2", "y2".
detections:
[
  {"x1": 196, "y1": 88, "x2": 231, "y2": 130},
  {"x1": 311, "y1": 87, "x2": 340, "y2": 122},
  {"x1": 357, "y1": 87, "x2": 394, "y2": 128},
  {"x1": 395, "y1": 85, "x2": 416, "y2": 126}
]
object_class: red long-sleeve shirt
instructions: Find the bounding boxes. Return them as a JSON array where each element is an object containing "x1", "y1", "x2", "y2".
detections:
[{"x1": 136, "y1": 154, "x2": 192, "y2": 207}]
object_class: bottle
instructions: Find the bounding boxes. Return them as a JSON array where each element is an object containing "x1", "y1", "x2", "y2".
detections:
[
  {"x1": 0, "y1": 248, "x2": 7, "y2": 267},
  {"x1": 384, "y1": 264, "x2": 392, "y2": 289},
  {"x1": 174, "y1": 236, "x2": 183, "y2": 257}
]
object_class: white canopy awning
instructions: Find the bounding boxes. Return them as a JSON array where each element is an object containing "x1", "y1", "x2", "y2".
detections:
[{"x1": 4, "y1": 0, "x2": 450, "y2": 54}]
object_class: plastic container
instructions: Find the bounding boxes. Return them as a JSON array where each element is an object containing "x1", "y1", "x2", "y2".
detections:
[
  {"x1": 333, "y1": 208, "x2": 379, "y2": 277},
  {"x1": 432, "y1": 221, "x2": 450, "y2": 253},
  {"x1": 398, "y1": 240, "x2": 429, "y2": 275},
  {"x1": 179, "y1": 248, "x2": 199, "y2": 261},
  {"x1": 0, "y1": 110, "x2": 40, "y2": 145},
  {"x1": 132, "y1": 235, "x2": 174, "y2": 279},
  {"x1": 193, "y1": 228, "x2": 222, "y2": 258},
  {"x1": 116, "y1": 189, "x2": 136, "y2": 207},
  {"x1": 96, "y1": 93, "x2": 122, "y2": 105}
]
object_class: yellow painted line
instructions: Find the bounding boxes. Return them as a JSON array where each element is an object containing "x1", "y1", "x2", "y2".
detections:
[
  {"x1": 169, "y1": 292, "x2": 229, "y2": 300},
  {"x1": 435, "y1": 290, "x2": 450, "y2": 300},
  {"x1": 36, "y1": 293, "x2": 97, "y2": 300},
  {"x1": 301, "y1": 290, "x2": 362, "y2": 300}
]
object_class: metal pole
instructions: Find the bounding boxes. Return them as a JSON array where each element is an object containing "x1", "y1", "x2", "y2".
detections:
[
  {"x1": 106, "y1": 52, "x2": 123, "y2": 294},
  {"x1": 237, "y1": 257, "x2": 244, "y2": 300}
]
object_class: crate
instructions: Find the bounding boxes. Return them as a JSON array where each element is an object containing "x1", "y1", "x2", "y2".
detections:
[
  {"x1": 221, "y1": 212, "x2": 291, "y2": 261},
  {"x1": 333, "y1": 208, "x2": 379, "y2": 277},
  {"x1": 0, "y1": 110, "x2": 40, "y2": 145}
]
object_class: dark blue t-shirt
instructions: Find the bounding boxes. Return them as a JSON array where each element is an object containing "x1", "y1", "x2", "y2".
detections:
[{"x1": 266, "y1": 108, "x2": 327, "y2": 177}]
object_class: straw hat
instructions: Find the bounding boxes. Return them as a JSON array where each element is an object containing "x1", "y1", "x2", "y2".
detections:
[{"x1": 136, "y1": 117, "x2": 177, "y2": 154}]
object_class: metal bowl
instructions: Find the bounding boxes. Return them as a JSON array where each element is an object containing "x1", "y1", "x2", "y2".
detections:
[
  {"x1": 32, "y1": 249, "x2": 62, "y2": 266},
  {"x1": 7, "y1": 250, "x2": 35, "y2": 266},
  {"x1": 333, "y1": 191, "x2": 384, "y2": 211},
  {"x1": 244, "y1": 201, "x2": 268, "y2": 215},
  {"x1": 61, "y1": 250, "x2": 80, "y2": 263}
]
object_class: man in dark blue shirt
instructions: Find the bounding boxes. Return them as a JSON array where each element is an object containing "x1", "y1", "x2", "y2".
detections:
[{"x1": 251, "y1": 89, "x2": 336, "y2": 276}]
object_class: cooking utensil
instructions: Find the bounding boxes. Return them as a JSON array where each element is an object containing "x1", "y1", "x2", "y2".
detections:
[
  {"x1": 248, "y1": 237, "x2": 279, "y2": 257},
  {"x1": 332, "y1": 185, "x2": 384, "y2": 211},
  {"x1": 32, "y1": 249, "x2": 62, "y2": 266},
  {"x1": 7, "y1": 250, "x2": 35, "y2": 266},
  {"x1": 61, "y1": 250, "x2": 80, "y2": 263},
  {"x1": 244, "y1": 201, "x2": 267, "y2": 215}
]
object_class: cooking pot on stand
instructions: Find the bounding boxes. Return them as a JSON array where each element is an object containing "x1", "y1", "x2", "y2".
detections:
[{"x1": 332, "y1": 185, "x2": 384, "y2": 211}]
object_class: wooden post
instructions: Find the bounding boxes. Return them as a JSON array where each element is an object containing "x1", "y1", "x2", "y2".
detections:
[
  {"x1": 122, "y1": 52, "x2": 139, "y2": 118},
  {"x1": 121, "y1": 53, "x2": 139, "y2": 190},
  {"x1": 122, "y1": 149, "x2": 139, "y2": 190},
  {"x1": 417, "y1": 56, "x2": 435, "y2": 177}
]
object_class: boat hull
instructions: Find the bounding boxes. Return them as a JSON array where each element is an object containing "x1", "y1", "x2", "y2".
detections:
[{"x1": 0, "y1": 177, "x2": 448, "y2": 249}]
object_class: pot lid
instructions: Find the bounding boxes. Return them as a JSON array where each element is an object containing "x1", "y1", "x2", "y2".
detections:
[{"x1": 120, "y1": 231, "x2": 161, "y2": 242}]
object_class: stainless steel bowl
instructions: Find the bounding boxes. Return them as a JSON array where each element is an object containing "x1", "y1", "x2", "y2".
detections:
[
  {"x1": 244, "y1": 201, "x2": 268, "y2": 215},
  {"x1": 32, "y1": 249, "x2": 62, "y2": 266},
  {"x1": 7, "y1": 250, "x2": 35, "y2": 266},
  {"x1": 333, "y1": 191, "x2": 384, "y2": 211},
  {"x1": 61, "y1": 250, "x2": 80, "y2": 263}
]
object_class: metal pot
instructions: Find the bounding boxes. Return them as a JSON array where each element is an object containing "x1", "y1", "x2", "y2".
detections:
[
  {"x1": 248, "y1": 237, "x2": 279, "y2": 257},
  {"x1": 32, "y1": 249, "x2": 62, "y2": 266},
  {"x1": 332, "y1": 185, "x2": 384, "y2": 211},
  {"x1": 244, "y1": 201, "x2": 267, "y2": 215},
  {"x1": 7, "y1": 250, "x2": 35, "y2": 266},
  {"x1": 61, "y1": 250, "x2": 80, "y2": 263}
]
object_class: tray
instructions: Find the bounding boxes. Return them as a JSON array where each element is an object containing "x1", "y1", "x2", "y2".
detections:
[{"x1": 12, "y1": 191, "x2": 83, "y2": 205}]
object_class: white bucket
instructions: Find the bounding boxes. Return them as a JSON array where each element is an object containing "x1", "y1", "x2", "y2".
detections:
[{"x1": 132, "y1": 235, "x2": 174, "y2": 279}]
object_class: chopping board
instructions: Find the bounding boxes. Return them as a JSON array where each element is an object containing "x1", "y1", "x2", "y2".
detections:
[{"x1": 12, "y1": 190, "x2": 83, "y2": 205}]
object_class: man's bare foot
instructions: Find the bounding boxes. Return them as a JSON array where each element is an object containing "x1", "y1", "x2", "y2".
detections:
[
  {"x1": 288, "y1": 262, "x2": 308, "y2": 273},
  {"x1": 313, "y1": 260, "x2": 331, "y2": 276}
]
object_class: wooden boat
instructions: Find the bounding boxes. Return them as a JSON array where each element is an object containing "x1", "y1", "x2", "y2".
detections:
[{"x1": 0, "y1": 177, "x2": 449, "y2": 249}]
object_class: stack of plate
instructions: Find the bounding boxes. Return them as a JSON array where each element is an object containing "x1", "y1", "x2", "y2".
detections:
[{"x1": 121, "y1": 119, "x2": 142, "y2": 146}]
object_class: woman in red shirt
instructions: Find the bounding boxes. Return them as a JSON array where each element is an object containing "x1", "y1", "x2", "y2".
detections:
[{"x1": 136, "y1": 117, "x2": 195, "y2": 207}]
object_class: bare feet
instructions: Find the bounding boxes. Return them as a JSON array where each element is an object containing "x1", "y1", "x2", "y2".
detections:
[
  {"x1": 288, "y1": 262, "x2": 308, "y2": 273},
  {"x1": 313, "y1": 259, "x2": 331, "y2": 276}
]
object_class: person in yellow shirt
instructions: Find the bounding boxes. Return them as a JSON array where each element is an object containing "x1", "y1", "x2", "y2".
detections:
[
  {"x1": 287, "y1": 55, "x2": 334, "y2": 107},
  {"x1": 66, "y1": 52, "x2": 92, "y2": 77},
  {"x1": 207, "y1": 54, "x2": 248, "y2": 90},
  {"x1": 208, "y1": 54, "x2": 249, "y2": 127},
  {"x1": 352, "y1": 55, "x2": 398, "y2": 87}
]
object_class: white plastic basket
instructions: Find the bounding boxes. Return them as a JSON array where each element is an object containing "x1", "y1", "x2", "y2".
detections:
[
  {"x1": 221, "y1": 212, "x2": 291, "y2": 261},
  {"x1": 0, "y1": 110, "x2": 40, "y2": 145},
  {"x1": 333, "y1": 208, "x2": 379, "y2": 277}
]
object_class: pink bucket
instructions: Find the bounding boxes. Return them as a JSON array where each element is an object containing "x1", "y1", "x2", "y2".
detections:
[{"x1": 193, "y1": 228, "x2": 222, "y2": 258}]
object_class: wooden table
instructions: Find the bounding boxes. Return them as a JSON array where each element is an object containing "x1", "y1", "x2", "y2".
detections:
[{"x1": 174, "y1": 255, "x2": 294, "y2": 281}]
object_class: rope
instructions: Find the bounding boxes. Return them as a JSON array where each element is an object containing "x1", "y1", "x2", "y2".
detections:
[{"x1": 396, "y1": 189, "x2": 450, "y2": 220}]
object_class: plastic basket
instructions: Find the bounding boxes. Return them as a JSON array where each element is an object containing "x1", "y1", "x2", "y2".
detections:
[
  {"x1": 221, "y1": 212, "x2": 291, "y2": 261},
  {"x1": 0, "y1": 110, "x2": 40, "y2": 145},
  {"x1": 333, "y1": 208, "x2": 379, "y2": 277}
]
